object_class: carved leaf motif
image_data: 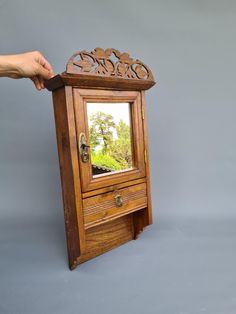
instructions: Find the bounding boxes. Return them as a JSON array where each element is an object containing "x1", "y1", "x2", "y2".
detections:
[
  {"x1": 134, "y1": 65, "x2": 147, "y2": 79},
  {"x1": 104, "y1": 59, "x2": 114, "y2": 73},
  {"x1": 95, "y1": 64, "x2": 107, "y2": 75},
  {"x1": 66, "y1": 48, "x2": 154, "y2": 81},
  {"x1": 93, "y1": 48, "x2": 106, "y2": 59},
  {"x1": 126, "y1": 68, "x2": 135, "y2": 79},
  {"x1": 74, "y1": 59, "x2": 92, "y2": 72},
  {"x1": 119, "y1": 53, "x2": 133, "y2": 64},
  {"x1": 105, "y1": 48, "x2": 113, "y2": 57},
  {"x1": 117, "y1": 63, "x2": 126, "y2": 76}
]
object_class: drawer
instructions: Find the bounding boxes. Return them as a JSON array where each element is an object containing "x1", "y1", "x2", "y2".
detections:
[{"x1": 82, "y1": 183, "x2": 147, "y2": 228}]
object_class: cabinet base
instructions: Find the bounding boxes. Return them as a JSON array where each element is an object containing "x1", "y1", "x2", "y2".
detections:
[{"x1": 70, "y1": 209, "x2": 150, "y2": 270}]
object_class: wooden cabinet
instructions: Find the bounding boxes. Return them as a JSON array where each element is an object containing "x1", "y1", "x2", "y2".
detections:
[{"x1": 46, "y1": 48, "x2": 156, "y2": 270}]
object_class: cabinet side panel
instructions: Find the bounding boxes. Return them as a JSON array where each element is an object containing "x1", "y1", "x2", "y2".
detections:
[
  {"x1": 52, "y1": 87, "x2": 85, "y2": 269},
  {"x1": 141, "y1": 91, "x2": 153, "y2": 225}
]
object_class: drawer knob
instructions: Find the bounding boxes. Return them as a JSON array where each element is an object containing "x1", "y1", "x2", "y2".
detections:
[{"x1": 115, "y1": 194, "x2": 123, "y2": 207}]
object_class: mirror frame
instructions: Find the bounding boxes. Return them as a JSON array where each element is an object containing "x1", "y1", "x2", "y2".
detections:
[{"x1": 73, "y1": 88, "x2": 146, "y2": 192}]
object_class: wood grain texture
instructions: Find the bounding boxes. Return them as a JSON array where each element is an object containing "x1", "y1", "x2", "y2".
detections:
[
  {"x1": 66, "y1": 48, "x2": 154, "y2": 81},
  {"x1": 52, "y1": 86, "x2": 86, "y2": 269},
  {"x1": 82, "y1": 177, "x2": 147, "y2": 199},
  {"x1": 45, "y1": 47, "x2": 156, "y2": 92},
  {"x1": 83, "y1": 183, "x2": 147, "y2": 229},
  {"x1": 141, "y1": 91, "x2": 153, "y2": 225},
  {"x1": 73, "y1": 88, "x2": 146, "y2": 192},
  {"x1": 72, "y1": 215, "x2": 134, "y2": 267},
  {"x1": 45, "y1": 74, "x2": 155, "y2": 92}
]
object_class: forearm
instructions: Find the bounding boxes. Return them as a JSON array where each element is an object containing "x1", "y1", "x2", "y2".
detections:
[{"x1": 0, "y1": 55, "x2": 19, "y2": 78}]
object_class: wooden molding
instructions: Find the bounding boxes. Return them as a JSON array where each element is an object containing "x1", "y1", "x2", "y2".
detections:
[{"x1": 45, "y1": 48, "x2": 156, "y2": 91}]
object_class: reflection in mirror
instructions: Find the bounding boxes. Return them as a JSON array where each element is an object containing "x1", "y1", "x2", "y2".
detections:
[{"x1": 87, "y1": 103, "x2": 133, "y2": 177}]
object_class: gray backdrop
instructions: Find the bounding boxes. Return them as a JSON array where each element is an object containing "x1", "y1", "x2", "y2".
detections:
[{"x1": 0, "y1": 1, "x2": 236, "y2": 313}]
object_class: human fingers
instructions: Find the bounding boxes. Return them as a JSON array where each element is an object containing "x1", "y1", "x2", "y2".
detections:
[
  {"x1": 38, "y1": 54, "x2": 54, "y2": 77},
  {"x1": 37, "y1": 75, "x2": 45, "y2": 89},
  {"x1": 30, "y1": 76, "x2": 42, "y2": 90},
  {"x1": 35, "y1": 63, "x2": 53, "y2": 80},
  {"x1": 33, "y1": 51, "x2": 54, "y2": 77}
]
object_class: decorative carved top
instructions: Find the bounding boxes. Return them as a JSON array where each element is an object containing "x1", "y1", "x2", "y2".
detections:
[{"x1": 66, "y1": 48, "x2": 154, "y2": 81}]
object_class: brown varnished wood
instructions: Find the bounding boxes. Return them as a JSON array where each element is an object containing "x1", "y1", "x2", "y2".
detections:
[
  {"x1": 45, "y1": 48, "x2": 156, "y2": 92},
  {"x1": 132, "y1": 92, "x2": 153, "y2": 238},
  {"x1": 83, "y1": 183, "x2": 147, "y2": 229},
  {"x1": 73, "y1": 88, "x2": 146, "y2": 192},
  {"x1": 52, "y1": 86, "x2": 86, "y2": 268},
  {"x1": 141, "y1": 91, "x2": 153, "y2": 225},
  {"x1": 82, "y1": 177, "x2": 147, "y2": 199},
  {"x1": 45, "y1": 73, "x2": 155, "y2": 92},
  {"x1": 66, "y1": 48, "x2": 154, "y2": 81},
  {"x1": 48, "y1": 48, "x2": 155, "y2": 270},
  {"x1": 133, "y1": 208, "x2": 149, "y2": 239},
  {"x1": 72, "y1": 215, "x2": 134, "y2": 268}
]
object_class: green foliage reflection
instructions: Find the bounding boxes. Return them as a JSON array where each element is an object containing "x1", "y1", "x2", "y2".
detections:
[{"x1": 89, "y1": 111, "x2": 132, "y2": 173}]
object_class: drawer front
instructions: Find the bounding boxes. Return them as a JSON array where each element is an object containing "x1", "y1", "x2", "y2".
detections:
[{"x1": 82, "y1": 183, "x2": 147, "y2": 228}]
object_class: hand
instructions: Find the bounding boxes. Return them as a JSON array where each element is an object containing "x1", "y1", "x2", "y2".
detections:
[{"x1": 0, "y1": 51, "x2": 55, "y2": 90}]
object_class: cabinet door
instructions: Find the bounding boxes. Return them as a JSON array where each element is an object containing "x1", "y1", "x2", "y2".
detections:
[{"x1": 73, "y1": 89, "x2": 146, "y2": 192}]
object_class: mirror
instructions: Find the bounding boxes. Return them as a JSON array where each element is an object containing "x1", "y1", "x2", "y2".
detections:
[{"x1": 87, "y1": 102, "x2": 133, "y2": 177}]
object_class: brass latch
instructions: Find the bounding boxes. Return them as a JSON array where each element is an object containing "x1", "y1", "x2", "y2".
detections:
[{"x1": 79, "y1": 132, "x2": 90, "y2": 163}]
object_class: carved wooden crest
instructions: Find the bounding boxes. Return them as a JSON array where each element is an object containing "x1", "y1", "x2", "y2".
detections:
[{"x1": 66, "y1": 48, "x2": 154, "y2": 81}]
